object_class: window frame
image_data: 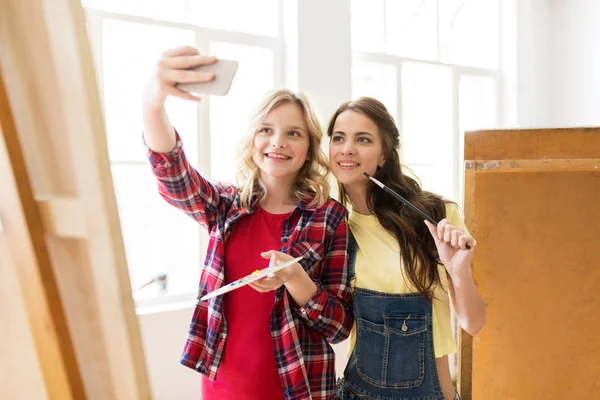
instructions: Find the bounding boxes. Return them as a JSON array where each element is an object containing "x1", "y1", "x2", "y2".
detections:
[
  {"x1": 84, "y1": 5, "x2": 285, "y2": 308},
  {"x1": 351, "y1": 0, "x2": 504, "y2": 204}
]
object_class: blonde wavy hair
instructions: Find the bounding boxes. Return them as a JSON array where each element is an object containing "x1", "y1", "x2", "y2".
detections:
[{"x1": 235, "y1": 89, "x2": 330, "y2": 211}]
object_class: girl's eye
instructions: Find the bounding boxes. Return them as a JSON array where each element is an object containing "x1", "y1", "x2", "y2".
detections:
[
  {"x1": 331, "y1": 136, "x2": 343, "y2": 142},
  {"x1": 357, "y1": 137, "x2": 370, "y2": 143},
  {"x1": 288, "y1": 130, "x2": 301, "y2": 137},
  {"x1": 259, "y1": 127, "x2": 271, "y2": 134}
]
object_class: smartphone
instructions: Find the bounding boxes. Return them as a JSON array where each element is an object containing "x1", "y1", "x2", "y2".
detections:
[{"x1": 176, "y1": 59, "x2": 238, "y2": 96}]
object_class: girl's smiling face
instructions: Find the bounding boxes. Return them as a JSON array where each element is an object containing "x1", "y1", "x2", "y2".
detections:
[
  {"x1": 329, "y1": 110, "x2": 385, "y2": 187},
  {"x1": 252, "y1": 102, "x2": 310, "y2": 181}
]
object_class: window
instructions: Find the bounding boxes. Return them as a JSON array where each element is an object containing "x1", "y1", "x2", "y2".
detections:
[
  {"x1": 83, "y1": 1, "x2": 282, "y2": 304},
  {"x1": 352, "y1": 62, "x2": 398, "y2": 121},
  {"x1": 350, "y1": 0, "x2": 502, "y2": 204}
]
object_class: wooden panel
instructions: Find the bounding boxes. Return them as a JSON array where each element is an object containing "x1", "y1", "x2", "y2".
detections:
[
  {"x1": 464, "y1": 128, "x2": 600, "y2": 160},
  {"x1": 38, "y1": 197, "x2": 87, "y2": 238},
  {"x1": 0, "y1": 61, "x2": 86, "y2": 400},
  {"x1": 471, "y1": 168, "x2": 600, "y2": 399},
  {"x1": 0, "y1": 0, "x2": 151, "y2": 398},
  {"x1": 457, "y1": 163, "x2": 476, "y2": 400},
  {"x1": 0, "y1": 233, "x2": 49, "y2": 400},
  {"x1": 461, "y1": 127, "x2": 600, "y2": 399}
]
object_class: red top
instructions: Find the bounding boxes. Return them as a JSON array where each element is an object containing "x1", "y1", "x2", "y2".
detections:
[
  {"x1": 150, "y1": 132, "x2": 354, "y2": 400},
  {"x1": 201, "y1": 206, "x2": 298, "y2": 400}
]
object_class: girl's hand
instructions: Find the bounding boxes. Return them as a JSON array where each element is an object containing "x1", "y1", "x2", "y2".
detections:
[
  {"x1": 143, "y1": 46, "x2": 216, "y2": 110},
  {"x1": 424, "y1": 219, "x2": 477, "y2": 279},
  {"x1": 249, "y1": 251, "x2": 305, "y2": 293}
]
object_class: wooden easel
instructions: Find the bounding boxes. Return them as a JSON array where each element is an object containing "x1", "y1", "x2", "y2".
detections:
[
  {"x1": 459, "y1": 127, "x2": 600, "y2": 399},
  {"x1": 0, "y1": 0, "x2": 150, "y2": 398}
]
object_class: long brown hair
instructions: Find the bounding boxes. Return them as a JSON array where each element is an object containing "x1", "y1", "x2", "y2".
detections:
[{"x1": 327, "y1": 97, "x2": 450, "y2": 301}]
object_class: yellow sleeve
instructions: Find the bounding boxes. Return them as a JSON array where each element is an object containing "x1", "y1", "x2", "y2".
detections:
[{"x1": 445, "y1": 202, "x2": 469, "y2": 233}]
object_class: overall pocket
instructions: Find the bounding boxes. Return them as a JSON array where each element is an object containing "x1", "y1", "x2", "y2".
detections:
[{"x1": 356, "y1": 314, "x2": 427, "y2": 389}]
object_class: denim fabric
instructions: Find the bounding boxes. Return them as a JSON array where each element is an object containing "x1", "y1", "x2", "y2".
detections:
[
  {"x1": 337, "y1": 383, "x2": 460, "y2": 400},
  {"x1": 347, "y1": 231, "x2": 357, "y2": 280},
  {"x1": 339, "y1": 285, "x2": 445, "y2": 399}
]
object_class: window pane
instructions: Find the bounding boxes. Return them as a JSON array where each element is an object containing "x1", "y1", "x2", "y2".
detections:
[
  {"x1": 439, "y1": 0, "x2": 499, "y2": 68},
  {"x1": 350, "y1": 0, "x2": 385, "y2": 52},
  {"x1": 401, "y1": 62, "x2": 453, "y2": 199},
  {"x1": 351, "y1": 62, "x2": 398, "y2": 121},
  {"x1": 208, "y1": 42, "x2": 274, "y2": 184},
  {"x1": 112, "y1": 165, "x2": 202, "y2": 299},
  {"x1": 459, "y1": 75, "x2": 497, "y2": 133},
  {"x1": 82, "y1": 0, "x2": 189, "y2": 23},
  {"x1": 401, "y1": 62, "x2": 453, "y2": 165},
  {"x1": 458, "y1": 75, "x2": 498, "y2": 204},
  {"x1": 385, "y1": 0, "x2": 438, "y2": 60},
  {"x1": 405, "y1": 164, "x2": 454, "y2": 201},
  {"x1": 189, "y1": 0, "x2": 279, "y2": 37},
  {"x1": 102, "y1": 19, "x2": 198, "y2": 164}
]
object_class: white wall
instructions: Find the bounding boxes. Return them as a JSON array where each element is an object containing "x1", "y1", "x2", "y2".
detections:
[
  {"x1": 515, "y1": 0, "x2": 554, "y2": 127},
  {"x1": 138, "y1": 308, "x2": 201, "y2": 400},
  {"x1": 516, "y1": 0, "x2": 600, "y2": 128},
  {"x1": 549, "y1": 0, "x2": 600, "y2": 127}
]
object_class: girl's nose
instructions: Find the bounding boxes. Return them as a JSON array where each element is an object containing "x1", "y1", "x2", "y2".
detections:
[
  {"x1": 270, "y1": 132, "x2": 286, "y2": 148},
  {"x1": 341, "y1": 142, "x2": 356, "y2": 155}
]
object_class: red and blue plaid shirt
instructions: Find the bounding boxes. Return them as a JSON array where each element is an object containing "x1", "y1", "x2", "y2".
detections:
[{"x1": 147, "y1": 133, "x2": 353, "y2": 400}]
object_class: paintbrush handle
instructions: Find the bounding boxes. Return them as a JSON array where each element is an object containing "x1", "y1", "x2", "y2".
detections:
[
  {"x1": 383, "y1": 186, "x2": 438, "y2": 225},
  {"x1": 382, "y1": 186, "x2": 471, "y2": 250}
]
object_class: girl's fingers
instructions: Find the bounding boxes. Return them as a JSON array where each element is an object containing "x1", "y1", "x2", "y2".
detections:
[
  {"x1": 451, "y1": 229, "x2": 464, "y2": 247},
  {"x1": 261, "y1": 250, "x2": 275, "y2": 259},
  {"x1": 160, "y1": 54, "x2": 217, "y2": 70},
  {"x1": 262, "y1": 276, "x2": 283, "y2": 285},
  {"x1": 249, "y1": 276, "x2": 283, "y2": 292},
  {"x1": 261, "y1": 250, "x2": 284, "y2": 258},
  {"x1": 269, "y1": 253, "x2": 278, "y2": 268},
  {"x1": 249, "y1": 282, "x2": 267, "y2": 292},
  {"x1": 458, "y1": 235, "x2": 467, "y2": 250},
  {"x1": 443, "y1": 224, "x2": 454, "y2": 243},
  {"x1": 159, "y1": 68, "x2": 214, "y2": 84},
  {"x1": 161, "y1": 45, "x2": 199, "y2": 58},
  {"x1": 436, "y1": 219, "x2": 449, "y2": 240},
  {"x1": 458, "y1": 234, "x2": 476, "y2": 250},
  {"x1": 424, "y1": 220, "x2": 441, "y2": 245},
  {"x1": 260, "y1": 250, "x2": 293, "y2": 263},
  {"x1": 427, "y1": 219, "x2": 476, "y2": 251}
]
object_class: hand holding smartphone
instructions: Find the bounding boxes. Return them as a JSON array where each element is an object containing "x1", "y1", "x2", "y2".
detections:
[{"x1": 175, "y1": 59, "x2": 238, "y2": 96}]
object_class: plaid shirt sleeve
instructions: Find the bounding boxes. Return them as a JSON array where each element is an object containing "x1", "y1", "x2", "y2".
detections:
[
  {"x1": 294, "y1": 210, "x2": 354, "y2": 344},
  {"x1": 146, "y1": 131, "x2": 232, "y2": 230}
]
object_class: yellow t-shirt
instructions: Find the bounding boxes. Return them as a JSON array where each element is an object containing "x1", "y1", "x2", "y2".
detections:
[{"x1": 347, "y1": 202, "x2": 468, "y2": 358}]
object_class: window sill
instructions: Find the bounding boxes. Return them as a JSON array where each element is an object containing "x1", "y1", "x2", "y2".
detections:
[{"x1": 135, "y1": 292, "x2": 197, "y2": 315}]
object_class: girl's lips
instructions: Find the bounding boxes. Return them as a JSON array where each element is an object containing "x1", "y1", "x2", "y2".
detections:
[
  {"x1": 265, "y1": 152, "x2": 291, "y2": 161},
  {"x1": 337, "y1": 161, "x2": 360, "y2": 169}
]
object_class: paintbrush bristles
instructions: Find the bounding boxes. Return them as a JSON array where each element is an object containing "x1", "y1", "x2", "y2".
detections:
[{"x1": 363, "y1": 172, "x2": 385, "y2": 189}]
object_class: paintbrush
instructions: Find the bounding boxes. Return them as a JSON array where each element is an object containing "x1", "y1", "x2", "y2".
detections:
[{"x1": 363, "y1": 172, "x2": 471, "y2": 250}]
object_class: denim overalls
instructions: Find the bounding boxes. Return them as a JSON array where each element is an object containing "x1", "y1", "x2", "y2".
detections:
[{"x1": 337, "y1": 233, "x2": 458, "y2": 400}]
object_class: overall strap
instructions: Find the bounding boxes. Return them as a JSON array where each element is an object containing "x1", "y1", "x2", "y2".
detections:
[{"x1": 347, "y1": 230, "x2": 357, "y2": 281}]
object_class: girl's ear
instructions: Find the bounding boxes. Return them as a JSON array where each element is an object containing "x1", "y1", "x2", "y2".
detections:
[{"x1": 378, "y1": 156, "x2": 385, "y2": 168}]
